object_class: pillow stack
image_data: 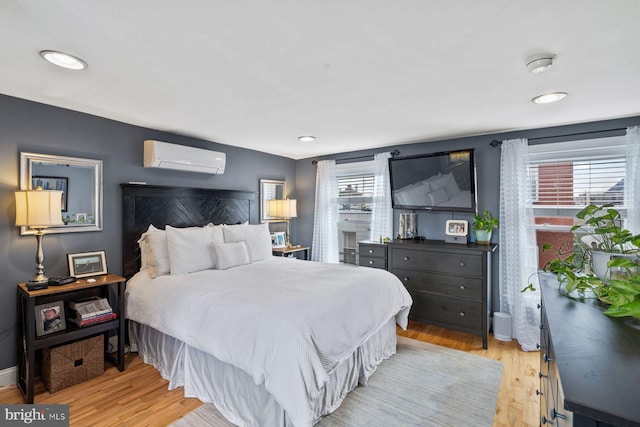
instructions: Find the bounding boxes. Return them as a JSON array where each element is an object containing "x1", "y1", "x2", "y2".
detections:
[{"x1": 137, "y1": 222, "x2": 272, "y2": 275}]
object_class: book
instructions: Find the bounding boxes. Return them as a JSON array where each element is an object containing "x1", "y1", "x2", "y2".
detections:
[
  {"x1": 69, "y1": 312, "x2": 117, "y2": 327},
  {"x1": 69, "y1": 297, "x2": 112, "y2": 319}
]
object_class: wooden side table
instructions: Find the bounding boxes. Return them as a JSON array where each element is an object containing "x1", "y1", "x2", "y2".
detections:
[
  {"x1": 16, "y1": 273, "x2": 126, "y2": 403},
  {"x1": 272, "y1": 246, "x2": 310, "y2": 260}
]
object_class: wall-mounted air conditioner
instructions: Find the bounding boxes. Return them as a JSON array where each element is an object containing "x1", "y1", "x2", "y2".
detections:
[{"x1": 143, "y1": 140, "x2": 226, "y2": 174}]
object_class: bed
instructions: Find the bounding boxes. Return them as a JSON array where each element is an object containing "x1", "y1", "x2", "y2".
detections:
[{"x1": 121, "y1": 184, "x2": 412, "y2": 426}]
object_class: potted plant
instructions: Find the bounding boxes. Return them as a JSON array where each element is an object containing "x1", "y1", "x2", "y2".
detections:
[
  {"x1": 472, "y1": 210, "x2": 499, "y2": 244},
  {"x1": 524, "y1": 204, "x2": 640, "y2": 319}
]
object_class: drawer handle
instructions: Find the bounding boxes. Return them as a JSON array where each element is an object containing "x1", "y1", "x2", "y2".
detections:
[
  {"x1": 536, "y1": 389, "x2": 543, "y2": 396},
  {"x1": 459, "y1": 285, "x2": 465, "y2": 290},
  {"x1": 369, "y1": 260, "x2": 374, "y2": 265},
  {"x1": 551, "y1": 408, "x2": 566, "y2": 420},
  {"x1": 544, "y1": 354, "x2": 554, "y2": 363},
  {"x1": 369, "y1": 249, "x2": 374, "y2": 254},
  {"x1": 459, "y1": 311, "x2": 465, "y2": 317},
  {"x1": 541, "y1": 416, "x2": 553, "y2": 425},
  {"x1": 459, "y1": 262, "x2": 465, "y2": 267},
  {"x1": 538, "y1": 372, "x2": 548, "y2": 379},
  {"x1": 537, "y1": 303, "x2": 542, "y2": 309},
  {"x1": 403, "y1": 277, "x2": 409, "y2": 282},
  {"x1": 536, "y1": 343, "x2": 540, "y2": 349},
  {"x1": 404, "y1": 256, "x2": 410, "y2": 261}
]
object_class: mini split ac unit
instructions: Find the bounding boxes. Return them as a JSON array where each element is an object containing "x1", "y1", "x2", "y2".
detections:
[{"x1": 143, "y1": 140, "x2": 226, "y2": 174}]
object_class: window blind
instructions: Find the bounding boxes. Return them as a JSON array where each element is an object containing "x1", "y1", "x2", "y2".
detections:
[{"x1": 528, "y1": 136, "x2": 627, "y2": 218}]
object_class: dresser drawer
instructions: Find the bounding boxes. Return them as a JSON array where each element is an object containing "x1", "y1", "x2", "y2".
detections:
[
  {"x1": 392, "y1": 268, "x2": 483, "y2": 300},
  {"x1": 359, "y1": 256, "x2": 387, "y2": 269},
  {"x1": 391, "y1": 248, "x2": 483, "y2": 277},
  {"x1": 409, "y1": 292, "x2": 483, "y2": 332},
  {"x1": 359, "y1": 244, "x2": 387, "y2": 258}
]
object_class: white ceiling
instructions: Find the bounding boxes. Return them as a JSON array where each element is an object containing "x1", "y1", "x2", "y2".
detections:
[{"x1": 1, "y1": 1, "x2": 639, "y2": 160}]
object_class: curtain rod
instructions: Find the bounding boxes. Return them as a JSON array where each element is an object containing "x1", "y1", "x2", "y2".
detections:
[
  {"x1": 489, "y1": 127, "x2": 628, "y2": 147},
  {"x1": 312, "y1": 149, "x2": 400, "y2": 165}
]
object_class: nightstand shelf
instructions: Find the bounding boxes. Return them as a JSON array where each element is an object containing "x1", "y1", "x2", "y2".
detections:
[
  {"x1": 272, "y1": 246, "x2": 310, "y2": 260},
  {"x1": 16, "y1": 273, "x2": 126, "y2": 403}
]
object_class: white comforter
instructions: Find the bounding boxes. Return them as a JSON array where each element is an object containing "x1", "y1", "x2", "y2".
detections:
[{"x1": 126, "y1": 257, "x2": 412, "y2": 427}]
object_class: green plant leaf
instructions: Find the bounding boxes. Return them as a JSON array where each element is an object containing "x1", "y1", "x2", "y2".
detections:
[
  {"x1": 541, "y1": 243, "x2": 553, "y2": 252},
  {"x1": 603, "y1": 299, "x2": 640, "y2": 317}
]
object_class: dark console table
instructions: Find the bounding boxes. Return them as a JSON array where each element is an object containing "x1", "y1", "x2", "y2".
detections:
[{"x1": 539, "y1": 272, "x2": 640, "y2": 426}]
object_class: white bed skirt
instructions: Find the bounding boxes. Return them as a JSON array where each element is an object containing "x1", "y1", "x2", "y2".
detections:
[{"x1": 130, "y1": 318, "x2": 398, "y2": 427}]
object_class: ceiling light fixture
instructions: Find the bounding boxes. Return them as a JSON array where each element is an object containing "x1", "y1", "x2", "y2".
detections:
[
  {"x1": 39, "y1": 50, "x2": 87, "y2": 70},
  {"x1": 298, "y1": 136, "x2": 316, "y2": 142},
  {"x1": 526, "y1": 53, "x2": 556, "y2": 74},
  {"x1": 532, "y1": 92, "x2": 568, "y2": 104}
]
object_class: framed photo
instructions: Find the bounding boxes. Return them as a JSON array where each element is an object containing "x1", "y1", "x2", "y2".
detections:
[
  {"x1": 68, "y1": 250, "x2": 108, "y2": 278},
  {"x1": 271, "y1": 232, "x2": 286, "y2": 248},
  {"x1": 445, "y1": 220, "x2": 468, "y2": 236},
  {"x1": 35, "y1": 301, "x2": 66, "y2": 336},
  {"x1": 76, "y1": 213, "x2": 87, "y2": 222},
  {"x1": 32, "y1": 176, "x2": 68, "y2": 212}
]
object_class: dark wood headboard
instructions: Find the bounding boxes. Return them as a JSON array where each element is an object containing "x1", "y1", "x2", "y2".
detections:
[{"x1": 121, "y1": 184, "x2": 258, "y2": 279}]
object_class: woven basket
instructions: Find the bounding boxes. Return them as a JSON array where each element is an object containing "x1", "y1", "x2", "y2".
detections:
[{"x1": 42, "y1": 335, "x2": 104, "y2": 393}]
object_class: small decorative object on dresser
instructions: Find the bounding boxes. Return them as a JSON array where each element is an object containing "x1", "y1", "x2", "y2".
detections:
[
  {"x1": 445, "y1": 220, "x2": 468, "y2": 244},
  {"x1": 472, "y1": 210, "x2": 499, "y2": 244},
  {"x1": 67, "y1": 250, "x2": 107, "y2": 277}
]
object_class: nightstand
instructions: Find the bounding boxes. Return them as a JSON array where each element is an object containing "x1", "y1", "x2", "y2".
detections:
[
  {"x1": 16, "y1": 273, "x2": 126, "y2": 403},
  {"x1": 272, "y1": 246, "x2": 310, "y2": 260}
]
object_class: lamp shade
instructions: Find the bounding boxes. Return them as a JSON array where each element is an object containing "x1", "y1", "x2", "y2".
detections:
[
  {"x1": 267, "y1": 199, "x2": 297, "y2": 219},
  {"x1": 15, "y1": 189, "x2": 64, "y2": 227}
]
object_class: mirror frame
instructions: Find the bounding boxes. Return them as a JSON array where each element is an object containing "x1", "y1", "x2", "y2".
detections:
[
  {"x1": 259, "y1": 179, "x2": 286, "y2": 223},
  {"x1": 20, "y1": 152, "x2": 103, "y2": 235}
]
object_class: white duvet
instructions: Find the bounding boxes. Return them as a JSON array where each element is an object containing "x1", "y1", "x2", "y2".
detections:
[{"x1": 126, "y1": 257, "x2": 412, "y2": 427}]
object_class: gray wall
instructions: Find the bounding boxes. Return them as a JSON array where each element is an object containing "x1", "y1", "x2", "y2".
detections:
[
  {"x1": 295, "y1": 115, "x2": 640, "y2": 316},
  {"x1": 0, "y1": 94, "x2": 296, "y2": 370}
]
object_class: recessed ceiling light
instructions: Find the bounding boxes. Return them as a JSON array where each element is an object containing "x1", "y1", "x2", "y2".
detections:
[
  {"x1": 526, "y1": 53, "x2": 556, "y2": 74},
  {"x1": 39, "y1": 50, "x2": 87, "y2": 70},
  {"x1": 532, "y1": 92, "x2": 567, "y2": 104},
  {"x1": 298, "y1": 136, "x2": 316, "y2": 142}
]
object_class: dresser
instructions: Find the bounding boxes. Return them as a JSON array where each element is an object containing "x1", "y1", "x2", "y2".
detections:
[
  {"x1": 358, "y1": 240, "x2": 388, "y2": 270},
  {"x1": 387, "y1": 239, "x2": 496, "y2": 349},
  {"x1": 539, "y1": 273, "x2": 640, "y2": 426}
]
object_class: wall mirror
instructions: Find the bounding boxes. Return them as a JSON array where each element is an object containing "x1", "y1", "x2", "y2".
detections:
[
  {"x1": 20, "y1": 152, "x2": 103, "y2": 234},
  {"x1": 260, "y1": 179, "x2": 285, "y2": 222}
]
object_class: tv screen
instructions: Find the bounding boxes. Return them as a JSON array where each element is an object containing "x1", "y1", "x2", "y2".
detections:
[{"x1": 389, "y1": 149, "x2": 477, "y2": 212}]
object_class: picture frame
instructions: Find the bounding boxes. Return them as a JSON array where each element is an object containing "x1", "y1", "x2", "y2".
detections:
[
  {"x1": 32, "y1": 175, "x2": 68, "y2": 212},
  {"x1": 68, "y1": 250, "x2": 108, "y2": 278},
  {"x1": 271, "y1": 232, "x2": 286, "y2": 248},
  {"x1": 75, "y1": 213, "x2": 87, "y2": 222},
  {"x1": 35, "y1": 301, "x2": 66, "y2": 336},
  {"x1": 445, "y1": 220, "x2": 468, "y2": 236}
]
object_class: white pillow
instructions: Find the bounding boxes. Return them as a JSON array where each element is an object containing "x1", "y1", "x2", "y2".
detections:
[
  {"x1": 394, "y1": 180, "x2": 431, "y2": 206},
  {"x1": 442, "y1": 173, "x2": 461, "y2": 198},
  {"x1": 166, "y1": 225, "x2": 224, "y2": 275},
  {"x1": 138, "y1": 225, "x2": 171, "y2": 278},
  {"x1": 213, "y1": 241, "x2": 250, "y2": 270},
  {"x1": 222, "y1": 223, "x2": 272, "y2": 262},
  {"x1": 426, "y1": 186, "x2": 449, "y2": 206}
]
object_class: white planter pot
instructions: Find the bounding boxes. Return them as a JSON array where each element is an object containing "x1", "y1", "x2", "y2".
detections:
[{"x1": 591, "y1": 250, "x2": 640, "y2": 282}]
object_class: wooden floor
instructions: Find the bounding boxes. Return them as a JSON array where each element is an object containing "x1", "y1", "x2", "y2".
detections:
[{"x1": 0, "y1": 321, "x2": 539, "y2": 426}]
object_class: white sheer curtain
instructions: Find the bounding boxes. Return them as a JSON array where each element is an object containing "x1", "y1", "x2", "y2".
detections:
[
  {"x1": 311, "y1": 160, "x2": 339, "y2": 263},
  {"x1": 499, "y1": 138, "x2": 540, "y2": 351},
  {"x1": 370, "y1": 152, "x2": 393, "y2": 241},
  {"x1": 626, "y1": 126, "x2": 640, "y2": 234}
]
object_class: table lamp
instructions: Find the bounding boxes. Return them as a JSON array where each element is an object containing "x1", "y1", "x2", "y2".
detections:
[
  {"x1": 15, "y1": 187, "x2": 64, "y2": 284},
  {"x1": 267, "y1": 199, "x2": 297, "y2": 247}
]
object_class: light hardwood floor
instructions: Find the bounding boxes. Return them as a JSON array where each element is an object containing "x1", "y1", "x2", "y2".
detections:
[{"x1": 0, "y1": 321, "x2": 539, "y2": 426}]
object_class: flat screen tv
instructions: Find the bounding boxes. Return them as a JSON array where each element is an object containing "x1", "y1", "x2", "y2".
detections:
[{"x1": 389, "y1": 149, "x2": 477, "y2": 213}]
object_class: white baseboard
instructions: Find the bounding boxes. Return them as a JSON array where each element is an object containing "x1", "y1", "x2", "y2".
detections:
[{"x1": 0, "y1": 365, "x2": 16, "y2": 387}]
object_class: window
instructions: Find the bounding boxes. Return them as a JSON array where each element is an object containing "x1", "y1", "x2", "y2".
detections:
[
  {"x1": 529, "y1": 135, "x2": 627, "y2": 268},
  {"x1": 529, "y1": 136, "x2": 627, "y2": 228},
  {"x1": 336, "y1": 161, "x2": 375, "y2": 218}
]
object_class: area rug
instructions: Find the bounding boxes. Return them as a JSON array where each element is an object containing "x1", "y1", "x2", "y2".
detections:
[{"x1": 169, "y1": 337, "x2": 503, "y2": 427}]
